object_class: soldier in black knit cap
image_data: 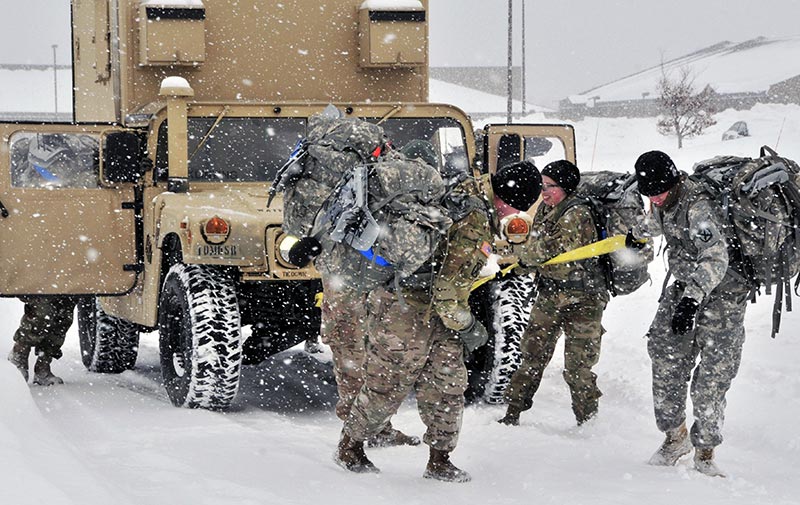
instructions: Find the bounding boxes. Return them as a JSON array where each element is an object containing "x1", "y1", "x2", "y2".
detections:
[
  {"x1": 628, "y1": 150, "x2": 748, "y2": 478},
  {"x1": 499, "y1": 159, "x2": 610, "y2": 427}
]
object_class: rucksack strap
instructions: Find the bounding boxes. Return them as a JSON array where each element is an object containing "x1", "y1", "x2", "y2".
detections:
[{"x1": 558, "y1": 197, "x2": 616, "y2": 296}]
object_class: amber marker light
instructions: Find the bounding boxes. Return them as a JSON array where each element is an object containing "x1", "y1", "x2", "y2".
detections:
[
  {"x1": 202, "y1": 216, "x2": 230, "y2": 244},
  {"x1": 504, "y1": 215, "x2": 531, "y2": 244}
]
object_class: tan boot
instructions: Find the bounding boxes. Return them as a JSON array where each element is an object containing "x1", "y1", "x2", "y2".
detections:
[
  {"x1": 32, "y1": 356, "x2": 64, "y2": 386},
  {"x1": 694, "y1": 448, "x2": 726, "y2": 478},
  {"x1": 497, "y1": 405, "x2": 521, "y2": 426},
  {"x1": 648, "y1": 422, "x2": 692, "y2": 466},
  {"x1": 7, "y1": 343, "x2": 31, "y2": 382},
  {"x1": 333, "y1": 432, "x2": 380, "y2": 474},
  {"x1": 367, "y1": 425, "x2": 421, "y2": 448},
  {"x1": 423, "y1": 448, "x2": 471, "y2": 483}
]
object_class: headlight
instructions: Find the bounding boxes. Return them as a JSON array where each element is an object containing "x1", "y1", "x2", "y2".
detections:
[{"x1": 278, "y1": 234, "x2": 300, "y2": 264}]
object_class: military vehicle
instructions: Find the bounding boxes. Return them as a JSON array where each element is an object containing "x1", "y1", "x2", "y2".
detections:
[{"x1": 0, "y1": 0, "x2": 575, "y2": 409}]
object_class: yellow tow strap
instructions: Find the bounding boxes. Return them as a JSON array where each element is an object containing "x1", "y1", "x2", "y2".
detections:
[
  {"x1": 470, "y1": 263, "x2": 519, "y2": 292},
  {"x1": 542, "y1": 235, "x2": 628, "y2": 265}
]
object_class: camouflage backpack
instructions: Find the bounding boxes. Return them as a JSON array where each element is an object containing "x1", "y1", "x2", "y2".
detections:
[
  {"x1": 278, "y1": 107, "x2": 388, "y2": 238},
  {"x1": 312, "y1": 150, "x2": 452, "y2": 278},
  {"x1": 688, "y1": 146, "x2": 800, "y2": 337},
  {"x1": 561, "y1": 171, "x2": 654, "y2": 296},
  {"x1": 273, "y1": 107, "x2": 453, "y2": 284}
]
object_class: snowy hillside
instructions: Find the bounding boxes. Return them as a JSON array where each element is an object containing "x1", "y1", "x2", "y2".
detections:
[
  {"x1": 569, "y1": 36, "x2": 800, "y2": 104},
  {"x1": 2, "y1": 105, "x2": 800, "y2": 504}
]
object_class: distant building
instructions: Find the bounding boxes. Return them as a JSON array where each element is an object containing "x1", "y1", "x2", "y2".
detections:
[
  {"x1": 559, "y1": 36, "x2": 800, "y2": 119},
  {"x1": 430, "y1": 66, "x2": 549, "y2": 118},
  {"x1": 430, "y1": 66, "x2": 524, "y2": 101}
]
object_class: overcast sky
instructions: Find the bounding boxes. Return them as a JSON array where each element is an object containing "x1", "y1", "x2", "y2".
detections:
[
  {"x1": 2, "y1": 0, "x2": 799, "y2": 107},
  {"x1": 430, "y1": 0, "x2": 800, "y2": 105}
]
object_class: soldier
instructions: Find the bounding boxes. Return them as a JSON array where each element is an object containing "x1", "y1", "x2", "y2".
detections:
[
  {"x1": 290, "y1": 237, "x2": 421, "y2": 447},
  {"x1": 626, "y1": 151, "x2": 749, "y2": 478},
  {"x1": 335, "y1": 161, "x2": 542, "y2": 482},
  {"x1": 7, "y1": 296, "x2": 79, "y2": 385},
  {"x1": 286, "y1": 145, "x2": 422, "y2": 447},
  {"x1": 498, "y1": 160, "x2": 609, "y2": 427}
]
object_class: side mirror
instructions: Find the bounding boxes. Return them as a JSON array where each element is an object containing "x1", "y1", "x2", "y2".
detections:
[
  {"x1": 497, "y1": 133, "x2": 521, "y2": 170},
  {"x1": 524, "y1": 137, "x2": 553, "y2": 157},
  {"x1": 103, "y1": 132, "x2": 146, "y2": 183}
]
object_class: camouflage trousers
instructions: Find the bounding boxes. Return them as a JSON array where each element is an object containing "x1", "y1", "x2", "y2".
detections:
[
  {"x1": 504, "y1": 287, "x2": 607, "y2": 423},
  {"x1": 647, "y1": 278, "x2": 749, "y2": 449},
  {"x1": 320, "y1": 279, "x2": 369, "y2": 421},
  {"x1": 14, "y1": 295, "x2": 80, "y2": 360},
  {"x1": 344, "y1": 287, "x2": 467, "y2": 452}
]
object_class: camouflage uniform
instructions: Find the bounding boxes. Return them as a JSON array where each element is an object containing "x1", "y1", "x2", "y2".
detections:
[
  {"x1": 13, "y1": 295, "x2": 79, "y2": 360},
  {"x1": 634, "y1": 177, "x2": 749, "y2": 449},
  {"x1": 504, "y1": 195, "x2": 609, "y2": 423},
  {"x1": 315, "y1": 240, "x2": 391, "y2": 421},
  {"x1": 343, "y1": 176, "x2": 495, "y2": 451}
]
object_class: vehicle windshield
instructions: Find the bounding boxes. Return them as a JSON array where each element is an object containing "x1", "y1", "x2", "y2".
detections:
[
  {"x1": 376, "y1": 117, "x2": 468, "y2": 180},
  {"x1": 156, "y1": 116, "x2": 467, "y2": 183}
]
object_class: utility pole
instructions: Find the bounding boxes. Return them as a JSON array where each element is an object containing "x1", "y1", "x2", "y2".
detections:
[
  {"x1": 52, "y1": 44, "x2": 58, "y2": 120},
  {"x1": 506, "y1": 0, "x2": 513, "y2": 123},
  {"x1": 521, "y1": 1, "x2": 526, "y2": 114}
]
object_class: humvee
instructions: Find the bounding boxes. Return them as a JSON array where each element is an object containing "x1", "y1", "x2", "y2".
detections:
[{"x1": 0, "y1": 0, "x2": 575, "y2": 409}]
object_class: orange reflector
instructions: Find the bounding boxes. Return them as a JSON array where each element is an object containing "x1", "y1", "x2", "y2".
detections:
[
  {"x1": 371, "y1": 145, "x2": 382, "y2": 158},
  {"x1": 506, "y1": 217, "x2": 530, "y2": 236},
  {"x1": 205, "y1": 216, "x2": 229, "y2": 235}
]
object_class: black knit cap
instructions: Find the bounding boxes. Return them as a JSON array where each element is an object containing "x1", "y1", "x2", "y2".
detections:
[
  {"x1": 491, "y1": 160, "x2": 542, "y2": 211},
  {"x1": 634, "y1": 150, "x2": 680, "y2": 196},
  {"x1": 542, "y1": 160, "x2": 580, "y2": 195}
]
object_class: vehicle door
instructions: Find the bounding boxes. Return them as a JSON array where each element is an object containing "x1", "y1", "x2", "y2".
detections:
[
  {"x1": 483, "y1": 124, "x2": 576, "y2": 175},
  {"x1": 0, "y1": 124, "x2": 140, "y2": 295}
]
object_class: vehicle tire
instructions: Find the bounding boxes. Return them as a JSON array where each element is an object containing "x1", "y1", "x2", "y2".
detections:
[
  {"x1": 464, "y1": 280, "x2": 497, "y2": 403},
  {"x1": 482, "y1": 273, "x2": 535, "y2": 404},
  {"x1": 158, "y1": 263, "x2": 243, "y2": 410},
  {"x1": 77, "y1": 297, "x2": 140, "y2": 373}
]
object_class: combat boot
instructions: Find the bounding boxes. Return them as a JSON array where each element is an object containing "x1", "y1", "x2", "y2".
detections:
[
  {"x1": 367, "y1": 425, "x2": 421, "y2": 448},
  {"x1": 334, "y1": 432, "x2": 380, "y2": 474},
  {"x1": 694, "y1": 448, "x2": 726, "y2": 478},
  {"x1": 423, "y1": 448, "x2": 471, "y2": 483},
  {"x1": 648, "y1": 422, "x2": 692, "y2": 466},
  {"x1": 7, "y1": 343, "x2": 31, "y2": 382},
  {"x1": 32, "y1": 356, "x2": 64, "y2": 386},
  {"x1": 497, "y1": 405, "x2": 521, "y2": 426}
]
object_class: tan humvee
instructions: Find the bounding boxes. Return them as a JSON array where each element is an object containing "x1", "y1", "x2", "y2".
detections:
[{"x1": 0, "y1": 0, "x2": 575, "y2": 409}]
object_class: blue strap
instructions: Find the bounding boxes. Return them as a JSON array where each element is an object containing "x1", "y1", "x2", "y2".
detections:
[{"x1": 359, "y1": 247, "x2": 391, "y2": 267}]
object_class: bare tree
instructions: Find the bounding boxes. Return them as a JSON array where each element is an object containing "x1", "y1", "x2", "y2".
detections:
[{"x1": 656, "y1": 65, "x2": 716, "y2": 148}]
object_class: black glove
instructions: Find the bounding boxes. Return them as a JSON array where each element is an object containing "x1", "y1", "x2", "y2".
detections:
[
  {"x1": 458, "y1": 316, "x2": 489, "y2": 354},
  {"x1": 287, "y1": 236, "x2": 322, "y2": 268},
  {"x1": 671, "y1": 297, "x2": 700, "y2": 335},
  {"x1": 625, "y1": 229, "x2": 646, "y2": 250}
]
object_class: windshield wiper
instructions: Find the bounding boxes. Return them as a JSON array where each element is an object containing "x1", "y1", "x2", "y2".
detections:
[
  {"x1": 376, "y1": 105, "x2": 402, "y2": 125},
  {"x1": 189, "y1": 105, "x2": 230, "y2": 161}
]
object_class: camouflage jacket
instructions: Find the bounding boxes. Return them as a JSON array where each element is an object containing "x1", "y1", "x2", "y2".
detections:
[
  {"x1": 514, "y1": 194, "x2": 608, "y2": 296},
  {"x1": 425, "y1": 175, "x2": 498, "y2": 331},
  {"x1": 633, "y1": 176, "x2": 731, "y2": 303}
]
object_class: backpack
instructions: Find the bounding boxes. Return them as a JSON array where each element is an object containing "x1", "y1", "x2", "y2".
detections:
[
  {"x1": 279, "y1": 107, "x2": 388, "y2": 237},
  {"x1": 562, "y1": 171, "x2": 654, "y2": 296},
  {"x1": 689, "y1": 146, "x2": 800, "y2": 337},
  {"x1": 274, "y1": 107, "x2": 453, "y2": 283}
]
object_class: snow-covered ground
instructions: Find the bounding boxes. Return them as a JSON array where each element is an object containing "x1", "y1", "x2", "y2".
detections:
[{"x1": 2, "y1": 105, "x2": 800, "y2": 504}]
